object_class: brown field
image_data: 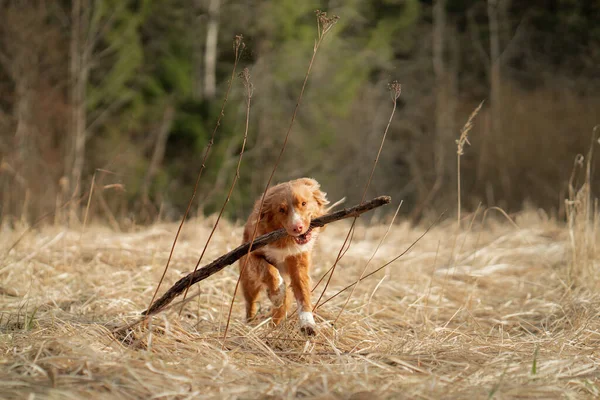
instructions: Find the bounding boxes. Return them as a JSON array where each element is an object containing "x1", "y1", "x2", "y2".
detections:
[{"x1": 1, "y1": 210, "x2": 599, "y2": 399}]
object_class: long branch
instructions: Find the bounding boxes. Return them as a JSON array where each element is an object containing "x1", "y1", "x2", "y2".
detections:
[{"x1": 143, "y1": 195, "x2": 391, "y2": 317}]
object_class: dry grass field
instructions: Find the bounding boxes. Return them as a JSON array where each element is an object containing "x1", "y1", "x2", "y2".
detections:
[{"x1": 1, "y1": 208, "x2": 599, "y2": 399}]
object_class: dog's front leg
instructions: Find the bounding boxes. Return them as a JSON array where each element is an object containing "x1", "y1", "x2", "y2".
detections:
[{"x1": 287, "y1": 253, "x2": 316, "y2": 335}]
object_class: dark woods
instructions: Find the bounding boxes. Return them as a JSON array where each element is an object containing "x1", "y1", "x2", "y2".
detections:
[{"x1": 0, "y1": 0, "x2": 598, "y2": 226}]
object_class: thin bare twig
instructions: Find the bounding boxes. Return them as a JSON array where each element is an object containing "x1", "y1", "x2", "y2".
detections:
[
  {"x1": 316, "y1": 211, "x2": 445, "y2": 309},
  {"x1": 313, "y1": 82, "x2": 402, "y2": 311},
  {"x1": 146, "y1": 36, "x2": 245, "y2": 314},
  {"x1": 310, "y1": 228, "x2": 354, "y2": 292},
  {"x1": 80, "y1": 172, "x2": 96, "y2": 239},
  {"x1": 179, "y1": 67, "x2": 254, "y2": 313},
  {"x1": 333, "y1": 200, "x2": 403, "y2": 324}
]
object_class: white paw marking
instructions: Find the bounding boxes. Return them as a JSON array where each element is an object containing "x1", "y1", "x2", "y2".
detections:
[{"x1": 298, "y1": 311, "x2": 315, "y2": 328}]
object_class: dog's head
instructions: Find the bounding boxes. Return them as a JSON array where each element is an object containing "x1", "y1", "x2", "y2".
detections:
[{"x1": 261, "y1": 178, "x2": 329, "y2": 244}]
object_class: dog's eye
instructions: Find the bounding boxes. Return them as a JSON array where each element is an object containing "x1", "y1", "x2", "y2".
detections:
[
  {"x1": 279, "y1": 207, "x2": 286, "y2": 214},
  {"x1": 301, "y1": 201, "x2": 307, "y2": 207}
]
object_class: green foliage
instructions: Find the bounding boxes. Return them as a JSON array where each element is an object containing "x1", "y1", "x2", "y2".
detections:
[
  {"x1": 170, "y1": 100, "x2": 209, "y2": 152},
  {"x1": 87, "y1": 0, "x2": 148, "y2": 113},
  {"x1": 2, "y1": 0, "x2": 599, "y2": 222},
  {"x1": 140, "y1": 0, "x2": 195, "y2": 99},
  {"x1": 367, "y1": 0, "x2": 420, "y2": 57}
]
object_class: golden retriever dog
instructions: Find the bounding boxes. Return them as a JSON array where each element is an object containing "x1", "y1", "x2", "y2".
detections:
[{"x1": 239, "y1": 178, "x2": 329, "y2": 335}]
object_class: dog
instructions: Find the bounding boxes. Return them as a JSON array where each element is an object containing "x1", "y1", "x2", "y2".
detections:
[{"x1": 238, "y1": 178, "x2": 329, "y2": 335}]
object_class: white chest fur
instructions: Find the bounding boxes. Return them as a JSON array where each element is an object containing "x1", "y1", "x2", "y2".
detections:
[{"x1": 262, "y1": 233, "x2": 318, "y2": 266}]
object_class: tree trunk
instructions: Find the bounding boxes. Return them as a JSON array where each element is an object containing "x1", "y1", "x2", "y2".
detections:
[
  {"x1": 203, "y1": 0, "x2": 220, "y2": 100},
  {"x1": 488, "y1": 0, "x2": 501, "y2": 134},
  {"x1": 14, "y1": 78, "x2": 33, "y2": 165},
  {"x1": 432, "y1": 0, "x2": 447, "y2": 184},
  {"x1": 192, "y1": 0, "x2": 204, "y2": 100},
  {"x1": 69, "y1": 0, "x2": 82, "y2": 198},
  {"x1": 488, "y1": 0, "x2": 510, "y2": 197},
  {"x1": 69, "y1": 0, "x2": 91, "y2": 215},
  {"x1": 412, "y1": 0, "x2": 457, "y2": 220},
  {"x1": 499, "y1": 0, "x2": 512, "y2": 50},
  {"x1": 70, "y1": 73, "x2": 87, "y2": 200}
]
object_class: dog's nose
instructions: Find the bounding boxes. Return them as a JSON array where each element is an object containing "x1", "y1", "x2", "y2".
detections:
[{"x1": 292, "y1": 224, "x2": 303, "y2": 234}]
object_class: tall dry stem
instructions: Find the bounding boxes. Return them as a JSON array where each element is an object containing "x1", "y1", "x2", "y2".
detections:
[
  {"x1": 456, "y1": 101, "x2": 484, "y2": 228},
  {"x1": 333, "y1": 201, "x2": 403, "y2": 324},
  {"x1": 565, "y1": 126, "x2": 600, "y2": 288},
  {"x1": 179, "y1": 67, "x2": 253, "y2": 313},
  {"x1": 317, "y1": 212, "x2": 444, "y2": 309},
  {"x1": 147, "y1": 36, "x2": 245, "y2": 314},
  {"x1": 313, "y1": 82, "x2": 401, "y2": 311}
]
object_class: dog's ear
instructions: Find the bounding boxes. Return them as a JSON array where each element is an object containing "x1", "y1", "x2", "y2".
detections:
[{"x1": 300, "y1": 178, "x2": 329, "y2": 207}]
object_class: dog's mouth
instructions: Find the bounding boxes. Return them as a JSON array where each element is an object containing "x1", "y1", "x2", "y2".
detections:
[{"x1": 293, "y1": 227, "x2": 313, "y2": 245}]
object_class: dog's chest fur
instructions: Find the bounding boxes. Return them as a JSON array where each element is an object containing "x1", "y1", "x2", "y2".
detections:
[{"x1": 262, "y1": 232, "x2": 318, "y2": 266}]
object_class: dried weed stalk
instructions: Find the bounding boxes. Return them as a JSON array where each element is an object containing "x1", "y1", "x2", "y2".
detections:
[
  {"x1": 313, "y1": 81, "x2": 402, "y2": 312},
  {"x1": 332, "y1": 200, "x2": 403, "y2": 324},
  {"x1": 317, "y1": 211, "x2": 444, "y2": 309},
  {"x1": 147, "y1": 35, "x2": 245, "y2": 313},
  {"x1": 179, "y1": 68, "x2": 254, "y2": 312},
  {"x1": 456, "y1": 100, "x2": 484, "y2": 228},
  {"x1": 565, "y1": 126, "x2": 600, "y2": 287}
]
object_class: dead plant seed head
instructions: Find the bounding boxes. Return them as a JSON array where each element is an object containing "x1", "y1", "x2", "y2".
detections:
[
  {"x1": 457, "y1": 100, "x2": 484, "y2": 156},
  {"x1": 388, "y1": 81, "x2": 402, "y2": 102},
  {"x1": 456, "y1": 101, "x2": 484, "y2": 227},
  {"x1": 234, "y1": 34, "x2": 244, "y2": 52},
  {"x1": 315, "y1": 10, "x2": 339, "y2": 39}
]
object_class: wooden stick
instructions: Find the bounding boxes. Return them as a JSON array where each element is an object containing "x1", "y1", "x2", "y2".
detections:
[{"x1": 142, "y1": 195, "x2": 391, "y2": 316}]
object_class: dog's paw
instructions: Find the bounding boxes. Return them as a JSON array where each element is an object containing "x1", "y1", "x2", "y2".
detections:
[
  {"x1": 298, "y1": 311, "x2": 316, "y2": 336},
  {"x1": 300, "y1": 325, "x2": 316, "y2": 336}
]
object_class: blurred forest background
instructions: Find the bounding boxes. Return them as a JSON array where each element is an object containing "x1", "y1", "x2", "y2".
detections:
[{"x1": 0, "y1": 0, "x2": 599, "y2": 226}]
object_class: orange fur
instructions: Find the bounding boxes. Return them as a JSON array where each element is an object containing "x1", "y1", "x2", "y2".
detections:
[{"x1": 239, "y1": 178, "x2": 329, "y2": 335}]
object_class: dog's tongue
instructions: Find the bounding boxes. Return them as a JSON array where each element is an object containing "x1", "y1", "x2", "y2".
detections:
[{"x1": 294, "y1": 229, "x2": 312, "y2": 244}]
